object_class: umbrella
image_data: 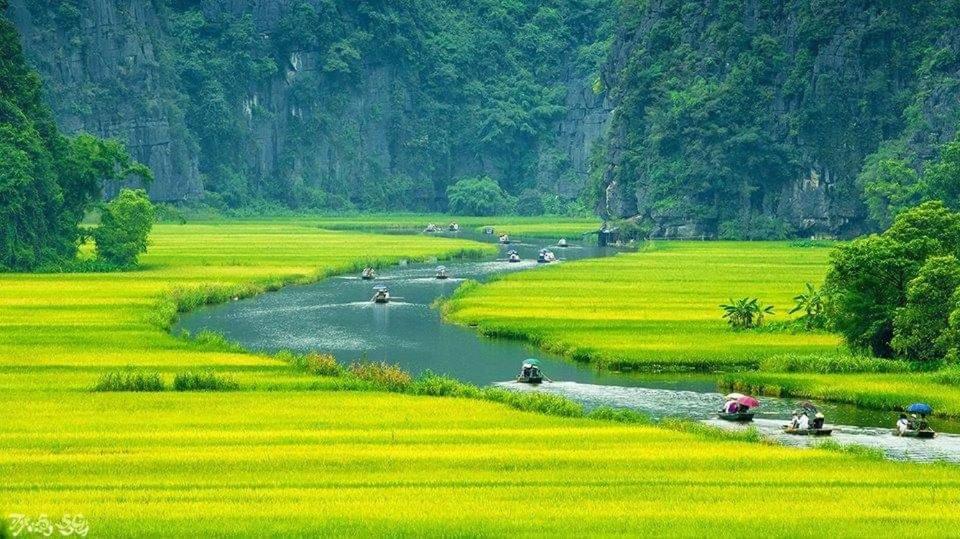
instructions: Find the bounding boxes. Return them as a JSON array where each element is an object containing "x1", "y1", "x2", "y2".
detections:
[
  {"x1": 906, "y1": 403, "x2": 933, "y2": 416},
  {"x1": 737, "y1": 396, "x2": 760, "y2": 408},
  {"x1": 523, "y1": 358, "x2": 542, "y2": 367},
  {"x1": 800, "y1": 401, "x2": 819, "y2": 413},
  {"x1": 725, "y1": 393, "x2": 746, "y2": 400}
]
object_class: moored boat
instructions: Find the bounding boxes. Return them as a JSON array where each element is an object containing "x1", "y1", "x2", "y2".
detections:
[
  {"x1": 557, "y1": 238, "x2": 568, "y2": 247},
  {"x1": 448, "y1": 222, "x2": 460, "y2": 232}
]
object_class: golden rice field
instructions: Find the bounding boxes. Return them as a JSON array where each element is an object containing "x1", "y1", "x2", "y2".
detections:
[
  {"x1": 445, "y1": 241, "x2": 843, "y2": 370},
  {"x1": 3, "y1": 222, "x2": 959, "y2": 536}
]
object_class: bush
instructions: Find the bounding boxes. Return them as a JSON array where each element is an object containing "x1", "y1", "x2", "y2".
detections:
[
  {"x1": 446, "y1": 176, "x2": 514, "y2": 216},
  {"x1": 173, "y1": 371, "x2": 240, "y2": 391},
  {"x1": 348, "y1": 362, "x2": 412, "y2": 392},
  {"x1": 516, "y1": 189, "x2": 545, "y2": 216},
  {"x1": 93, "y1": 188, "x2": 155, "y2": 267},
  {"x1": 93, "y1": 370, "x2": 165, "y2": 392},
  {"x1": 301, "y1": 353, "x2": 343, "y2": 376},
  {"x1": 410, "y1": 371, "x2": 482, "y2": 398}
]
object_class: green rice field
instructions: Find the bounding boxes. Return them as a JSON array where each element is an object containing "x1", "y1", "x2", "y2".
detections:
[
  {"x1": 3, "y1": 222, "x2": 959, "y2": 536},
  {"x1": 445, "y1": 241, "x2": 842, "y2": 370}
]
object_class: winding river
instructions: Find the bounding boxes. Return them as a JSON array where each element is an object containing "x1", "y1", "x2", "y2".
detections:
[{"x1": 178, "y1": 230, "x2": 960, "y2": 463}]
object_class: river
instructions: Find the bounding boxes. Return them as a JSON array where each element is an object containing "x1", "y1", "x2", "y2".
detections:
[{"x1": 177, "y1": 230, "x2": 960, "y2": 463}]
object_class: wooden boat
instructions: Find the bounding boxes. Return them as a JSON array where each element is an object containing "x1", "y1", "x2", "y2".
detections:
[
  {"x1": 783, "y1": 427, "x2": 833, "y2": 436},
  {"x1": 448, "y1": 223, "x2": 460, "y2": 232},
  {"x1": 499, "y1": 234, "x2": 510, "y2": 244},
  {"x1": 558, "y1": 238, "x2": 568, "y2": 247},
  {"x1": 361, "y1": 268, "x2": 376, "y2": 280},
  {"x1": 718, "y1": 412, "x2": 754, "y2": 422},
  {"x1": 435, "y1": 266, "x2": 449, "y2": 279},
  {"x1": 537, "y1": 249, "x2": 556, "y2": 263},
  {"x1": 507, "y1": 250, "x2": 521, "y2": 263},
  {"x1": 372, "y1": 286, "x2": 390, "y2": 303},
  {"x1": 517, "y1": 372, "x2": 544, "y2": 384},
  {"x1": 894, "y1": 429, "x2": 936, "y2": 439}
]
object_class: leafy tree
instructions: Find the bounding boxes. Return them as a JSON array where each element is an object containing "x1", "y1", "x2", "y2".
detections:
[
  {"x1": 92, "y1": 189, "x2": 156, "y2": 268},
  {"x1": 446, "y1": 176, "x2": 514, "y2": 216},
  {"x1": 516, "y1": 189, "x2": 546, "y2": 216},
  {"x1": 826, "y1": 201, "x2": 960, "y2": 357},
  {"x1": 858, "y1": 155, "x2": 924, "y2": 228},
  {"x1": 892, "y1": 256, "x2": 960, "y2": 361},
  {"x1": 925, "y1": 139, "x2": 960, "y2": 209},
  {"x1": 789, "y1": 283, "x2": 826, "y2": 330}
]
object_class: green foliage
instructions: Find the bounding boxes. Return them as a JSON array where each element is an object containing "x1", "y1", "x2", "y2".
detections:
[
  {"x1": 0, "y1": 12, "x2": 150, "y2": 271},
  {"x1": 758, "y1": 354, "x2": 914, "y2": 374},
  {"x1": 720, "y1": 297, "x2": 773, "y2": 330},
  {"x1": 789, "y1": 283, "x2": 826, "y2": 330},
  {"x1": 173, "y1": 371, "x2": 240, "y2": 392},
  {"x1": 827, "y1": 201, "x2": 960, "y2": 358},
  {"x1": 858, "y1": 148, "x2": 924, "y2": 228},
  {"x1": 516, "y1": 189, "x2": 546, "y2": 216},
  {"x1": 892, "y1": 256, "x2": 960, "y2": 361},
  {"x1": 94, "y1": 370, "x2": 165, "y2": 392},
  {"x1": 446, "y1": 176, "x2": 514, "y2": 216},
  {"x1": 348, "y1": 362, "x2": 413, "y2": 392},
  {"x1": 93, "y1": 188, "x2": 155, "y2": 268}
]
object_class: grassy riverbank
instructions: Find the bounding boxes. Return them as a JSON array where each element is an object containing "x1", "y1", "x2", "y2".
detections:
[
  {"x1": 3, "y1": 222, "x2": 959, "y2": 535},
  {"x1": 445, "y1": 241, "x2": 841, "y2": 370}
]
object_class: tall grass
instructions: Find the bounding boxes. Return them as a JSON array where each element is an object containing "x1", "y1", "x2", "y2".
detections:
[
  {"x1": 93, "y1": 370, "x2": 165, "y2": 392},
  {"x1": 758, "y1": 354, "x2": 914, "y2": 374},
  {"x1": 173, "y1": 372, "x2": 240, "y2": 391},
  {"x1": 348, "y1": 362, "x2": 413, "y2": 392}
]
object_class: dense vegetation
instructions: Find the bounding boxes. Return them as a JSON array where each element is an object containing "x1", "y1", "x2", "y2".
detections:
[
  {"x1": 825, "y1": 201, "x2": 960, "y2": 361},
  {"x1": 0, "y1": 5, "x2": 150, "y2": 270},
  {"x1": 596, "y1": 0, "x2": 960, "y2": 238}
]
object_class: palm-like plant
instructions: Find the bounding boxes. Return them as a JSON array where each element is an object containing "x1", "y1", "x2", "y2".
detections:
[
  {"x1": 789, "y1": 283, "x2": 825, "y2": 329},
  {"x1": 721, "y1": 297, "x2": 774, "y2": 329}
]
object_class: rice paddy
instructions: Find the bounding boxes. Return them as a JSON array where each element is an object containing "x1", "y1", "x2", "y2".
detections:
[
  {"x1": 445, "y1": 241, "x2": 843, "y2": 370},
  {"x1": 3, "y1": 222, "x2": 959, "y2": 536}
]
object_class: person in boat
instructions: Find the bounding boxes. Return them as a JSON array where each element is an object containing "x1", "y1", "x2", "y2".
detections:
[
  {"x1": 789, "y1": 412, "x2": 800, "y2": 429},
  {"x1": 896, "y1": 413, "x2": 910, "y2": 436},
  {"x1": 812, "y1": 412, "x2": 825, "y2": 429},
  {"x1": 724, "y1": 400, "x2": 738, "y2": 414},
  {"x1": 917, "y1": 415, "x2": 929, "y2": 431},
  {"x1": 797, "y1": 411, "x2": 810, "y2": 430}
]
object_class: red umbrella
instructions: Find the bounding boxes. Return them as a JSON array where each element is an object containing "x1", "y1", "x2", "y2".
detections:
[{"x1": 737, "y1": 396, "x2": 760, "y2": 408}]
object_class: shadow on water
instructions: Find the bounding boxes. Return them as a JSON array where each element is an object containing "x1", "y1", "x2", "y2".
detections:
[{"x1": 177, "y1": 229, "x2": 960, "y2": 462}]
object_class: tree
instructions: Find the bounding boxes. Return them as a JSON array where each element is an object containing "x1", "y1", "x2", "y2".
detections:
[
  {"x1": 516, "y1": 189, "x2": 545, "y2": 216},
  {"x1": 892, "y1": 256, "x2": 960, "y2": 361},
  {"x1": 446, "y1": 176, "x2": 514, "y2": 216},
  {"x1": 825, "y1": 202, "x2": 960, "y2": 357},
  {"x1": 858, "y1": 156, "x2": 924, "y2": 228},
  {"x1": 93, "y1": 189, "x2": 156, "y2": 268},
  {"x1": 925, "y1": 138, "x2": 960, "y2": 209},
  {"x1": 789, "y1": 283, "x2": 826, "y2": 330},
  {"x1": 720, "y1": 297, "x2": 772, "y2": 329}
]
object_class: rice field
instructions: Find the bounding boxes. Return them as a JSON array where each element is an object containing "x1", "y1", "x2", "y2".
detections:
[
  {"x1": 3, "y1": 222, "x2": 959, "y2": 536},
  {"x1": 445, "y1": 241, "x2": 843, "y2": 370}
]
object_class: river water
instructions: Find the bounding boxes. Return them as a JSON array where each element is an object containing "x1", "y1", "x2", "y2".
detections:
[{"x1": 177, "y1": 231, "x2": 960, "y2": 463}]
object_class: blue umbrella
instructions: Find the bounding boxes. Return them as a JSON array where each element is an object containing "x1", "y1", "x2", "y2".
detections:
[{"x1": 906, "y1": 403, "x2": 933, "y2": 415}]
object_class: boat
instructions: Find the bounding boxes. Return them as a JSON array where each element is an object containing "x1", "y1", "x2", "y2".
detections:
[
  {"x1": 371, "y1": 285, "x2": 390, "y2": 304},
  {"x1": 507, "y1": 250, "x2": 521, "y2": 263},
  {"x1": 448, "y1": 222, "x2": 460, "y2": 232},
  {"x1": 718, "y1": 412, "x2": 755, "y2": 422},
  {"x1": 557, "y1": 238, "x2": 568, "y2": 248},
  {"x1": 483, "y1": 226, "x2": 495, "y2": 235},
  {"x1": 435, "y1": 266, "x2": 449, "y2": 279},
  {"x1": 782, "y1": 427, "x2": 833, "y2": 436},
  {"x1": 517, "y1": 359, "x2": 546, "y2": 384},
  {"x1": 537, "y1": 249, "x2": 556, "y2": 263},
  {"x1": 360, "y1": 267, "x2": 376, "y2": 280},
  {"x1": 499, "y1": 234, "x2": 510, "y2": 244},
  {"x1": 894, "y1": 429, "x2": 936, "y2": 439},
  {"x1": 424, "y1": 223, "x2": 439, "y2": 233}
]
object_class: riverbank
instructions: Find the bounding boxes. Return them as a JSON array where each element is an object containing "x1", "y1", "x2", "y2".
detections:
[
  {"x1": 2, "y1": 221, "x2": 958, "y2": 535},
  {"x1": 444, "y1": 241, "x2": 841, "y2": 370}
]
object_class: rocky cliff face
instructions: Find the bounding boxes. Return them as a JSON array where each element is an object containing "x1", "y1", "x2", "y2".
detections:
[
  {"x1": 7, "y1": 1, "x2": 612, "y2": 209},
  {"x1": 598, "y1": 0, "x2": 960, "y2": 238},
  {"x1": 6, "y1": 0, "x2": 202, "y2": 202}
]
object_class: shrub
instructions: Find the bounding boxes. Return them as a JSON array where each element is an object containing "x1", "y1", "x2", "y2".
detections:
[
  {"x1": 173, "y1": 371, "x2": 240, "y2": 391},
  {"x1": 348, "y1": 362, "x2": 412, "y2": 392},
  {"x1": 445, "y1": 176, "x2": 514, "y2": 216},
  {"x1": 93, "y1": 188, "x2": 155, "y2": 267},
  {"x1": 516, "y1": 189, "x2": 545, "y2": 216},
  {"x1": 302, "y1": 353, "x2": 343, "y2": 376},
  {"x1": 93, "y1": 370, "x2": 165, "y2": 392},
  {"x1": 410, "y1": 371, "x2": 482, "y2": 398}
]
